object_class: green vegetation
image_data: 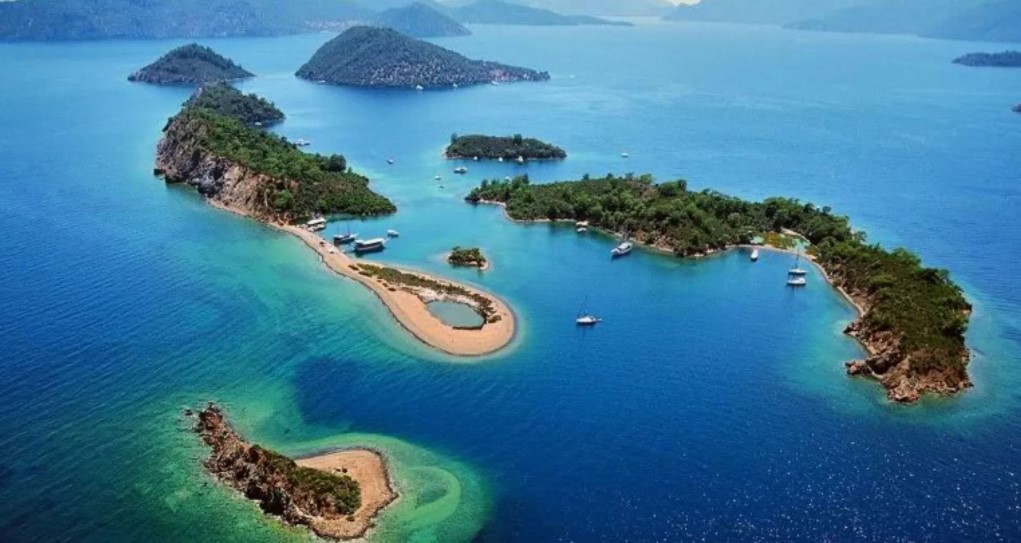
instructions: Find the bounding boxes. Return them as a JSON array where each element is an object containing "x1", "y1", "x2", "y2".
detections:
[
  {"x1": 295, "y1": 26, "x2": 549, "y2": 89},
  {"x1": 169, "y1": 107, "x2": 395, "y2": 220},
  {"x1": 257, "y1": 446, "x2": 362, "y2": 514},
  {"x1": 448, "y1": 247, "x2": 488, "y2": 267},
  {"x1": 185, "y1": 83, "x2": 284, "y2": 125},
  {"x1": 953, "y1": 51, "x2": 1021, "y2": 67},
  {"x1": 129, "y1": 44, "x2": 252, "y2": 85},
  {"x1": 467, "y1": 173, "x2": 971, "y2": 373},
  {"x1": 446, "y1": 134, "x2": 566, "y2": 160},
  {"x1": 354, "y1": 264, "x2": 501, "y2": 322}
]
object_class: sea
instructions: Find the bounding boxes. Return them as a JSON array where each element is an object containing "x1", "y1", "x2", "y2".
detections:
[{"x1": 1, "y1": 20, "x2": 1020, "y2": 542}]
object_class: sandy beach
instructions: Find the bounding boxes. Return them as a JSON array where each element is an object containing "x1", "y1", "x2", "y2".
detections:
[
  {"x1": 206, "y1": 200, "x2": 515, "y2": 357},
  {"x1": 283, "y1": 224, "x2": 515, "y2": 357},
  {"x1": 296, "y1": 449, "x2": 398, "y2": 540}
]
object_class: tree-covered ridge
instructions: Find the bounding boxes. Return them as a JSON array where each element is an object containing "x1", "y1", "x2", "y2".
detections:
[
  {"x1": 129, "y1": 44, "x2": 253, "y2": 85},
  {"x1": 295, "y1": 26, "x2": 549, "y2": 89},
  {"x1": 185, "y1": 83, "x2": 285, "y2": 126},
  {"x1": 953, "y1": 51, "x2": 1021, "y2": 67},
  {"x1": 373, "y1": 2, "x2": 471, "y2": 38},
  {"x1": 467, "y1": 174, "x2": 971, "y2": 398},
  {"x1": 446, "y1": 134, "x2": 567, "y2": 160},
  {"x1": 168, "y1": 108, "x2": 395, "y2": 220},
  {"x1": 448, "y1": 246, "x2": 488, "y2": 267}
]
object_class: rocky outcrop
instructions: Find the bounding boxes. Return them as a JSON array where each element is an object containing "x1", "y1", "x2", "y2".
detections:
[
  {"x1": 155, "y1": 115, "x2": 279, "y2": 221},
  {"x1": 192, "y1": 404, "x2": 365, "y2": 539},
  {"x1": 835, "y1": 281, "x2": 972, "y2": 403}
]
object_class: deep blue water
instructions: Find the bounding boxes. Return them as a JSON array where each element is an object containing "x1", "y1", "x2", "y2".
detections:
[{"x1": 2, "y1": 21, "x2": 1021, "y2": 542}]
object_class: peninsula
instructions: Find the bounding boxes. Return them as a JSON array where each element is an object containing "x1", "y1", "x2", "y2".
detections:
[
  {"x1": 128, "y1": 44, "x2": 252, "y2": 85},
  {"x1": 467, "y1": 174, "x2": 973, "y2": 403},
  {"x1": 154, "y1": 95, "x2": 515, "y2": 357},
  {"x1": 449, "y1": 0, "x2": 633, "y2": 27},
  {"x1": 953, "y1": 51, "x2": 1021, "y2": 67},
  {"x1": 446, "y1": 134, "x2": 567, "y2": 161},
  {"x1": 448, "y1": 247, "x2": 489, "y2": 269},
  {"x1": 185, "y1": 83, "x2": 284, "y2": 126},
  {"x1": 192, "y1": 404, "x2": 396, "y2": 540},
  {"x1": 295, "y1": 26, "x2": 549, "y2": 89}
]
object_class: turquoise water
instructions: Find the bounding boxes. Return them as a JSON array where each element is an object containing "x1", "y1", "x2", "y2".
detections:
[
  {"x1": 426, "y1": 301, "x2": 486, "y2": 329},
  {"x1": 2, "y1": 21, "x2": 1021, "y2": 542}
]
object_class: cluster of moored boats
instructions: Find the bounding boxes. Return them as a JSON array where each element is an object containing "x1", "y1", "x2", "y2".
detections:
[
  {"x1": 751, "y1": 247, "x2": 808, "y2": 286},
  {"x1": 306, "y1": 218, "x2": 401, "y2": 255}
]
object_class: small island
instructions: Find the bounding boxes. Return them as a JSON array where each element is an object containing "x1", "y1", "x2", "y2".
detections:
[
  {"x1": 467, "y1": 174, "x2": 973, "y2": 403},
  {"x1": 192, "y1": 403, "x2": 396, "y2": 540},
  {"x1": 952, "y1": 51, "x2": 1021, "y2": 67},
  {"x1": 154, "y1": 93, "x2": 516, "y2": 357},
  {"x1": 295, "y1": 26, "x2": 549, "y2": 89},
  {"x1": 128, "y1": 44, "x2": 253, "y2": 85},
  {"x1": 185, "y1": 83, "x2": 284, "y2": 126},
  {"x1": 446, "y1": 134, "x2": 567, "y2": 161},
  {"x1": 448, "y1": 246, "x2": 489, "y2": 269},
  {"x1": 373, "y1": 2, "x2": 471, "y2": 38}
]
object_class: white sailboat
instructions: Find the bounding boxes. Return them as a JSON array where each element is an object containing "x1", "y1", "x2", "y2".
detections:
[
  {"x1": 789, "y1": 251, "x2": 807, "y2": 276},
  {"x1": 575, "y1": 299, "x2": 601, "y2": 326}
]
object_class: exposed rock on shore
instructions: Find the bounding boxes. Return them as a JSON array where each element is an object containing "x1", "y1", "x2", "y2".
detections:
[{"x1": 192, "y1": 404, "x2": 395, "y2": 540}]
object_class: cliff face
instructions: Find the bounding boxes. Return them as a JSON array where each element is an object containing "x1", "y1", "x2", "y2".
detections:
[
  {"x1": 155, "y1": 115, "x2": 279, "y2": 221},
  {"x1": 193, "y1": 404, "x2": 363, "y2": 537},
  {"x1": 831, "y1": 273, "x2": 973, "y2": 403}
]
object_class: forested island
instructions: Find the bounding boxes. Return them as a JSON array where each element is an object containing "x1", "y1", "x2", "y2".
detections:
[
  {"x1": 953, "y1": 51, "x2": 1021, "y2": 67},
  {"x1": 193, "y1": 404, "x2": 396, "y2": 540},
  {"x1": 155, "y1": 95, "x2": 394, "y2": 223},
  {"x1": 185, "y1": 83, "x2": 284, "y2": 126},
  {"x1": 129, "y1": 44, "x2": 252, "y2": 85},
  {"x1": 374, "y1": 2, "x2": 471, "y2": 38},
  {"x1": 448, "y1": 247, "x2": 489, "y2": 269},
  {"x1": 466, "y1": 174, "x2": 973, "y2": 403},
  {"x1": 446, "y1": 134, "x2": 566, "y2": 161},
  {"x1": 295, "y1": 26, "x2": 549, "y2": 89}
]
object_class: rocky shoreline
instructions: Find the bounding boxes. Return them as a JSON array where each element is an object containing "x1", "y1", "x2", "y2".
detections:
[{"x1": 191, "y1": 404, "x2": 397, "y2": 540}]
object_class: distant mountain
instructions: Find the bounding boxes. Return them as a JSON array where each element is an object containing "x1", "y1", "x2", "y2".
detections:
[
  {"x1": 786, "y1": 0, "x2": 969, "y2": 36},
  {"x1": 295, "y1": 26, "x2": 549, "y2": 89},
  {"x1": 451, "y1": 0, "x2": 631, "y2": 27},
  {"x1": 128, "y1": 44, "x2": 253, "y2": 85},
  {"x1": 952, "y1": 51, "x2": 1021, "y2": 68},
  {"x1": 373, "y1": 2, "x2": 471, "y2": 37},
  {"x1": 664, "y1": 0, "x2": 863, "y2": 25},
  {"x1": 0, "y1": 0, "x2": 372, "y2": 41},
  {"x1": 785, "y1": 0, "x2": 1021, "y2": 43},
  {"x1": 518, "y1": 0, "x2": 673, "y2": 16},
  {"x1": 924, "y1": 0, "x2": 1021, "y2": 43}
]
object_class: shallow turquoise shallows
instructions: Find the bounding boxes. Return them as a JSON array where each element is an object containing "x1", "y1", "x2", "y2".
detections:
[{"x1": 2, "y1": 21, "x2": 1021, "y2": 542}]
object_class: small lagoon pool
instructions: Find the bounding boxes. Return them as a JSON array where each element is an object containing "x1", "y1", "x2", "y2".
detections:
[{"x1": 426, "y1": 300, "x2": 485, "y2": 329}]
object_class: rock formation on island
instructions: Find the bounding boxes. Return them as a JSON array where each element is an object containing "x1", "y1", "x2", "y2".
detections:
[{"x1": 192, "y1": 404, "x2": 396, "y2": 540}]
